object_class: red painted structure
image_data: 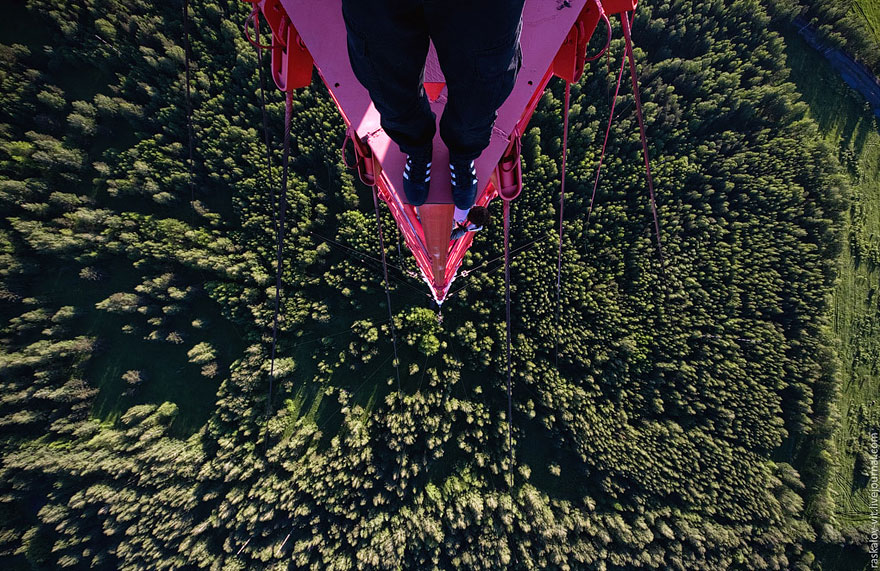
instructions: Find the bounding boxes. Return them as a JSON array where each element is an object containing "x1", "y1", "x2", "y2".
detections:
[{"x1": 245, "y1": 0, "x2": 637, "y2": 302}]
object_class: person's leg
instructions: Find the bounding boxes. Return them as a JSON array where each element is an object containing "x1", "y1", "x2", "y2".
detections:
[
  {"x1": 428, "y1": 0, "x2": 525, "y2": 162},
  {"x1": 341, "y1": 0, "x2": 435, "y2": 157}
]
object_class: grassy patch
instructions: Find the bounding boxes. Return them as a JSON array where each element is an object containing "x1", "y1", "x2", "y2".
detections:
[
  {"x1": 784, "y1": 29, "x2": 880, "y2": 540},
  {"x1": 854, "y1": 0, "x2": 880, "y2": 45}
]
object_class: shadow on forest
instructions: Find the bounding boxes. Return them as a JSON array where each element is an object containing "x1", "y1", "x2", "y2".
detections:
[
  {"x1": 0, "y1": 1, "x2": 51, "y2": 47},
  {"x1": 34, "y1": 258, "x2": 243, "y2": 437}
]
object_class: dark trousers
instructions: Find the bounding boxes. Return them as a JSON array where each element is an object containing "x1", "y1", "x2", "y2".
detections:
[{"x1": 342, "y1": 0, "x2": 525, "y2": 162}]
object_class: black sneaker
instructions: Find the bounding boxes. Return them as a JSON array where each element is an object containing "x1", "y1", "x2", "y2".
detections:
[
  {"x1": 450, "y1": 221, "x2": 469, "y2": 241},
  {"x1": 450, "y1": 159, "x2": 477, "y2": 210},
  {"x1": 402, "y1": 151, "x2": 431, "y2": 206}
]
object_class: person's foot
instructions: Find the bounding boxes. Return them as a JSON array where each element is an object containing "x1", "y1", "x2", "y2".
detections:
[
  {"x1": 450, "y1": 158, "x2": 477, "y2": 210},
  {"x1": 402, "y1": 149, "x2": 432, "y2": 206}
]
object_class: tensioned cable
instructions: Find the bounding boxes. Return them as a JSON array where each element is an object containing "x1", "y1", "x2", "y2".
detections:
[
  {"x1": 587, "y1": 41, "x2": 627, "y2": 227},
  {"x1": 554, "y1": 80, "x2": 572, "y2": 375},
  {"x1": 503, "y1": 199, "x2": 514, "y2": 485},
  {"x1": 306, "y1": 230, "x2": 428, "y2": 298},
  {"x1": 621, "y1": 12, "x2": 666, "y2": 272},
  {"x1": 396, "y1": 226, "x2": 404, "y2": 269},
  {"x1": 306, "y1": 230, "x2": 411, "y2": 276},
  {"x1": 266, "y1": 90, "x2": 293, "y2": 419},
  {"x1": 372, "y1": 187, "x2": 402, "y2": 394},
  {"x1": 234, "y1": 8, "x2": 290, "y2": 560},
  {"x1": 253, "y1": 11, "x2": 278, "y2": 236},
  {"x1": 444, "y1": 231, "x2": 555, "y2": 301},
  {"x1": 247, "y1": 6, "x2": 288, "y2": 423}
]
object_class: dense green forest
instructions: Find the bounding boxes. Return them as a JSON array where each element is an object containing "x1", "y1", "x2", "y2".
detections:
[{"x1": 0, "y1": 0, "x2": 876, "y2": 569}]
